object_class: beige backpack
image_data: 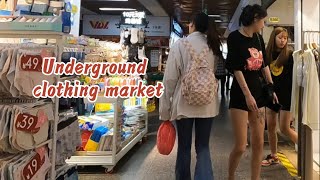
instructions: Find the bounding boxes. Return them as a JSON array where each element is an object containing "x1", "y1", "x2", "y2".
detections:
[{"x1": 181, "y1": 39, "x2": 218, "y2": 106}]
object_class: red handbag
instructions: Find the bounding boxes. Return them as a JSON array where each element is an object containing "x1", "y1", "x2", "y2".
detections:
[{"x1": 157, "y1": 121, "x2": 176, "y2": 155}]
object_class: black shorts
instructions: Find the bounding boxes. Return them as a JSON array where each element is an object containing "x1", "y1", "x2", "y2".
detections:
[
  {"x1": 229, "y1": 88, "x2": 266, "y2": 111},
  {"x1": 229, "y1": 96, "x2": 266, "y2": 111}
]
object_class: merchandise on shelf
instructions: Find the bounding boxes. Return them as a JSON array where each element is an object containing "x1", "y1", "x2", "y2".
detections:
[
  {"x1": 0, "y1": 0, "x2": 74, "y2": 32},
  {"x1": 76, "y1": 74, "x2": 148, "y2": 152},
  {"x1": 84, "y1": 41, "x2": 123, "y2": 63},
  {"x1": 77, "y1": 100, "x2": 147, "y2": 153}
]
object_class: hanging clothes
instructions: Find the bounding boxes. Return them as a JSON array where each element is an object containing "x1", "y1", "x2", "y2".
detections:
[
  {"x1": 291, "y1": 49, "x2": 320, "y2": 129},
  {"x1": 315, "y1": 47, "x2": 320, "y2": 82}
]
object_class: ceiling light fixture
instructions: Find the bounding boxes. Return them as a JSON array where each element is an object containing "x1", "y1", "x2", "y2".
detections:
[
  {"x1": 99, "y1": 7, "x2": 136, "y2": 11},
  {"x1": 104, "y1": 0, "x2": 128, "y2": 1},
  {"x1": 208, "y1": 14, "x2": 221, "y2": 17},
  {"x1": 215, "y1": 20, "x2": 222, "y2": 23}
]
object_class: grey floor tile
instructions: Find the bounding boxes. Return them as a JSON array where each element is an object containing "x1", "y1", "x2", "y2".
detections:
[{"x1": 79, "y1": 99, "x2": 294, "y2": 180}]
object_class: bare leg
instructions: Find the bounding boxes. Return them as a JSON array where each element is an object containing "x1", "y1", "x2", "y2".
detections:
[
  {"x1": 248, "y1": 108, "x2": 265, "y2": 180},
  {"x1": 279, "y1": 110, "x2": 298, "y2": 144},
  {"x1": 266, "y1": 108, "x2": 278, "y2": 155},
  {"x1": 228, "y1": 109, "x2": 248, "y2": 180}
]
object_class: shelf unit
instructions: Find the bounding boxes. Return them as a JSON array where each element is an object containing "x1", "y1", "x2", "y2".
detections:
[
  {"x1": 0, "y1": 31, "x2": 64, "y2": 180},
  {"x1": 66, "y1": 97, "x2": 148, "y2": 172},
  {"x1": 0, "y1": 30, "x2": 149, "y2": 176},
  {"x1": 157, "y1": 46, "x2": 169, "y2": 73}
]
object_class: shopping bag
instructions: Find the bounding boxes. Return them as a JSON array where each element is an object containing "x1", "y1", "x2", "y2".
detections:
[{"x1": 157, "y1": 121, "x2": 176, "y2": 155}]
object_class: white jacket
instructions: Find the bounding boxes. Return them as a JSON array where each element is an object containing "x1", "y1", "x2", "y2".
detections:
[
  {"x1": 291, "y1": 50, "x2": 320, "y2": 130},
  {"x1": 159, "y1": 32, "x2": 220, "y2": 121}
]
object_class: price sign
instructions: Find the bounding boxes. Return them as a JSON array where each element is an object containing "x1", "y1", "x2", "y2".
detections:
[
  {"x1": 22, "y1": 153, "x2": 45, "y2": 180},
  {"x1": 120, "y1": 11, "x2": 147, "y2": 26},
  {"x1": 269, "y1": 17, "x2": 280, "y2": 23},
  {"x1": 20, "y1": 55, "x2": 43, "y2": 72},
  {"x1": 15, "y1": 113, "x2": 40, "y2": 133}
]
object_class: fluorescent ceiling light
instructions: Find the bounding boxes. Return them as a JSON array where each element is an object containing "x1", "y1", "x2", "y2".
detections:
[
  {"x1": 215, "y1": 20, "x2": 222, "y2": 23},
  {"x1": 99, "y1": 8, "x2": 136, "y2": 11},
  {"x1": 104, "y1": 0, "x2": 128, "y2": 1},
  {"x1": 209, "y1": 14, "x2": 221, "y2": 17}
]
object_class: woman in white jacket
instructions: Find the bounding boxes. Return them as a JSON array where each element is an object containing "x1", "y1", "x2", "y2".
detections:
[{"x1": 159, "y1": 13, "x2": 222, "y2": 180}]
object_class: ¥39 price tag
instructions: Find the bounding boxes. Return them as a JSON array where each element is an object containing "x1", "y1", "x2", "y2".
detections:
[
  {"x1": 20, "y1": 55, "x2": 43, "y2": 72},
  {"x1": 22, "y1": 153, "x2": 45, "y2": 180},
  {"x1": 15, "y1": 113, "x2": 40, "y2": 133}
]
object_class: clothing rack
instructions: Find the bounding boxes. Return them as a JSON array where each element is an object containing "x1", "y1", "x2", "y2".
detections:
[
  {"x1": 298, "y1": 30, "x2": 320, "y2": 180},
  {"x1": 0, "y1": 31, "x2": 64, "y2": 180},
  {"x1": 0, "y1": 98, "x2": 38, "y2": 103}
]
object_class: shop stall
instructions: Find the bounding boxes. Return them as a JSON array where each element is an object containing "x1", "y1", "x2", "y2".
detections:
[
  {"x1": 64, "y1": 11, "x2": 150, "y2": 172},
  {"x1": 294, "y1": 0, "x2": 320, "y2": 179}
]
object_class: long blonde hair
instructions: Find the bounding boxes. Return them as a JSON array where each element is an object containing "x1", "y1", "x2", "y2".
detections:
[{"x1": 266, "y1": 27, "x2": 291, "y2": 67}]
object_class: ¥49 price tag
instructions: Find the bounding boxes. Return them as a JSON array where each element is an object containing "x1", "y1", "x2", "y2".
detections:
[
  {"x1": 20, "y1": 55, "x2": 43, "y2": 72},
  {"x1": 15, "y1": 113, "x2": 40, "y2": 133},
  {"x1": 22, "y1": 153, "x2": 45, "y2": 180}
]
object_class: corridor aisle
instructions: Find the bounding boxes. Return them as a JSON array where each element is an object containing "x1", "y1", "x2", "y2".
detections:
[{"x1": 79, "y1": 99, "x2": 294, "y2": 180}]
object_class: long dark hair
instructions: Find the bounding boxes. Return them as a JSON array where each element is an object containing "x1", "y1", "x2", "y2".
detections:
[
  {"x1": 190, "y1": 13, "x2": 222, "y2": 57},
  {"x1": 266, "y1": 27, "x2": 291, "y2": 66},
  {"x1": 239, "y1": 4, "x2": 267, "y2": 27}
]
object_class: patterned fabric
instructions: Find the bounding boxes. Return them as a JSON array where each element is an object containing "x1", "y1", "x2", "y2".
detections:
[
  {"x1": 215, "y1": 56, "x2": 227, "y2": 76},
  {"x1": 181, "y1": 39, "x2": 218, "y2": 106}
]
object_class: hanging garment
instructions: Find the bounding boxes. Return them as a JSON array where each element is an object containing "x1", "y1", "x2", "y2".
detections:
[
  {"x1": 0, "y1": 45, "x2": 55, "y2": 97},
  {"x1": 0, "y1": 101, "x2": 53, "y2": 152},
  {"x1": 0, "y1": 147, "x2": 51, "y2": 180},
  {"x1": 291, "y1": 50, "x2": 320, "y2": 129},
  {"x1": 13, "y1": 103, "x2": 53, "y2": 150},
  {"x1": 14, "y1": 49, "x2": 55, "y2": 97},
  {"x1": 138, "y1": 29, "x2": 145, "y2": 44}
]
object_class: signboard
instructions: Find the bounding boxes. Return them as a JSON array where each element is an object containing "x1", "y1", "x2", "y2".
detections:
[
  {"x1": 269, "y1": 17, "x2": 280, "y2": 23},
  {"x1": 120, "y1": 11, "x2": 147, "y2": 25},
  {"x1": 82, "y1": 15, "x2": 170, "y2": 37},
  {"x1": 150, "y1": 50, "x2": 160, "y2": 67}
]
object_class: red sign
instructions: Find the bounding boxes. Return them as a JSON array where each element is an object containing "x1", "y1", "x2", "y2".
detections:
[
  {"x1": 90, "y1": 21, "x2": 109, "y2": 29},
  {"x1": 15, "y1": 113, "x2": 40, "y2": 133},
  {"x1": 22, "y1": 153, "x2": 45, "y2": 180},
  {"x1": 20, "y1": 55, "x2": 43, "y2": 72}
]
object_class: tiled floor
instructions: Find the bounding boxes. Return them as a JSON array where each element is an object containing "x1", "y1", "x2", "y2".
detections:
[{"x1": 77, "y1": 98, "x2": 301, "y2": 180}]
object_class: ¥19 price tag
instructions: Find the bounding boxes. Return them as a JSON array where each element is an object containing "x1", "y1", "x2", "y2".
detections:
[
  {"x1": 20, "y1": 55, "x2": 43, "y2": 72},
  {"x1": 15, "y1": 113, "x2": 40, "y2": 133},
  {"x1": 22, "y1": 153, "x2": 45, "y2": 180}
]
